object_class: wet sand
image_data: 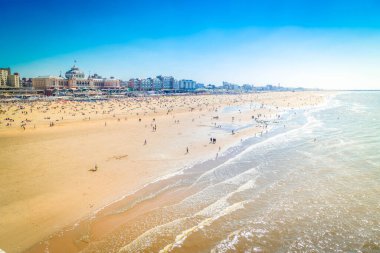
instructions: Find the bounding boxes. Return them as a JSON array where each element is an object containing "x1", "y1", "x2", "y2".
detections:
[{"x1": 0, "y1": 92, "x2": 326, "y2": 252}]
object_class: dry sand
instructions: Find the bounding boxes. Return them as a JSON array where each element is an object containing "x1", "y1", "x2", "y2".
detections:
[{"x1": 0, "y1": 92, "x2": 326, "y2": 252}]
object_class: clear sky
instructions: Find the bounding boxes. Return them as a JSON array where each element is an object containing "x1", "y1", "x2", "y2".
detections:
[{"x1": 2, "y1": 0, "x2": 380, "y2": 89}]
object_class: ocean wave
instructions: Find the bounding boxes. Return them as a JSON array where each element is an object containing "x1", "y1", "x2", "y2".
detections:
[
  {"x1": 117, "y1": 170, "x2": 259, "y2": 252},
  {"x1": 211, "y1": 227, "x2": 269, "y2": 253},
  {"x1": 158, "y1": 201, "x2": 248, "y2": 253},
  {"x1": 156, "y1": 175, "x2": 261, "y2": 252},
  {"x1": 117, "y1": 217, "x2": 189, "y2": 253}
]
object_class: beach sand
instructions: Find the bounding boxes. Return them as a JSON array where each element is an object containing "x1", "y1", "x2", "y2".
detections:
[{"x1": 0, "y1": 92, "x2": 326, "y2": 252}]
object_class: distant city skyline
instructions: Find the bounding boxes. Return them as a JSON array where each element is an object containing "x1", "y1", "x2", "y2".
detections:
[{"x1": 2, "y1": 0, "x2": 380, "y2": 90}]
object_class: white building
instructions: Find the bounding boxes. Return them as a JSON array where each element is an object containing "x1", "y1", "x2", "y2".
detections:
[
  {"x1": 157, "y1": 75, "x2": 174, "y2": 89},
  {"x1": 179, "y1": 79, "x2": 196, "y2": 90},
  {"x1": 140, "y1": 78, "x2": 153, "y2": 90},
  {"x1": 153, "y1": 78, "x2": 163, "y2": 90}
]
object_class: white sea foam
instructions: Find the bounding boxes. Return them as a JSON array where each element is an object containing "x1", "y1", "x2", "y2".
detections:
[
  {"x1": 117, "y1": 217, "x2": 188, "y2": 253},
  {"x1": 195, "y1": 176, "x2": 258, "y2": 217},
  {"x1": 211, "y1": 229, "x2": 254, "y2": 253},
  {"x1": 157, "y1": 176, "x2": 259, "y2": 252},
  {"x1": 177, "y1": 165, "x2": 259, "y2": 212},
  {"x1": 118, "y1": 169, "x2": 259, "y2": 252},
  {"x1": 211, "y1": 233, "x2": 240, "y2": 253},
  {"x1": 159, "y1": 201, "x2": 248, "y2": 253}
]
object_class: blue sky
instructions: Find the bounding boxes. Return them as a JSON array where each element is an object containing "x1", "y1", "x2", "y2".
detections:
[{"x1": 2, "y1": 0, "x2": 380, "y2": 89}]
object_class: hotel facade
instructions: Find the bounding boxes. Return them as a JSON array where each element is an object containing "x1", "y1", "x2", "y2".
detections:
[
  {"x1": 127, "y1": 76, "x2": 197, "y2": 91},
  {"x1": 32, "y1": 65, "x2": 120, "y2": 91}
]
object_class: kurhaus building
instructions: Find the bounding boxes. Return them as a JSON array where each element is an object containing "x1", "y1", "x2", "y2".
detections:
[{"x1": 32, "y1": 65, "x2": 120, "y2": 90}]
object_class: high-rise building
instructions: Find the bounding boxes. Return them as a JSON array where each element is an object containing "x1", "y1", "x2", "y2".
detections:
[
  {"x1": 7, "y1": 73, "x2": 20, "y2": 88},
  {"x1": 128, "y1": 78, "x2": 141, "y2": 90},
  {"x1": 140, "y1": 78, "x2": 153, "y2": 90},
  {"x1": 157, "y1": 75, "x2": 174, "y2": 89},
  {"x1": 0, "y1": 68, "x2": 20, "y2": 87},
  {"x1": 0, "y1": 68, "x2": 10, "y2": 86},
  {"x1": 179, "y1": 79, "x2": 196, "y2": 90},
  {"x1": 153, "y1": 78, "x2": 163, "y2": 90}
]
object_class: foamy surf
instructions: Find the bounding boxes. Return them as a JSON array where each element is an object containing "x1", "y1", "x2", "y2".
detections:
[
  {"x1": 158, "y1": 201, "x2": 247, "y2": 253},
  {"x1": 117, "y1": 169, "x2": 260, "y2": 252}
]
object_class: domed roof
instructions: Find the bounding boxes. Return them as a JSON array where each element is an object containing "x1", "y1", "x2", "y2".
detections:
[{"x1": 65, "y1": 65, "x2": 85, "y2": 79}]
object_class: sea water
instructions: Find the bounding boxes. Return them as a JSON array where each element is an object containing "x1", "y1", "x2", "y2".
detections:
[{"x1": 80, "y1": 91, "x2": 380, "y2": 253}]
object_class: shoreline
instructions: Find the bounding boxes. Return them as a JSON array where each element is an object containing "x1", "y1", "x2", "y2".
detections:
[{"x1": 0, "y1": 92, "x2": 329, "y2": 252}]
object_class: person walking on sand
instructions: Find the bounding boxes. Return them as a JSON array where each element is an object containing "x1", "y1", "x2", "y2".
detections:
[
  {"x1": 144, "y1": 139, "x2": 147, "y2": 145},
  {"x1": 186, "y1": 147, "x2": 189, "y2": 154}
]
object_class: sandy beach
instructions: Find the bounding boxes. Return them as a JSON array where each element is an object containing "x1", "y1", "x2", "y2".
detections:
[{"x1": 0, "y1": 92, "x2": 326, "y2": 252}]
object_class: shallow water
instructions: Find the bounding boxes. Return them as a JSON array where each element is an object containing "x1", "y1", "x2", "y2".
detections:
[{"x1": 32, "y1": 92, "x2": 380, "y2": 253}]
